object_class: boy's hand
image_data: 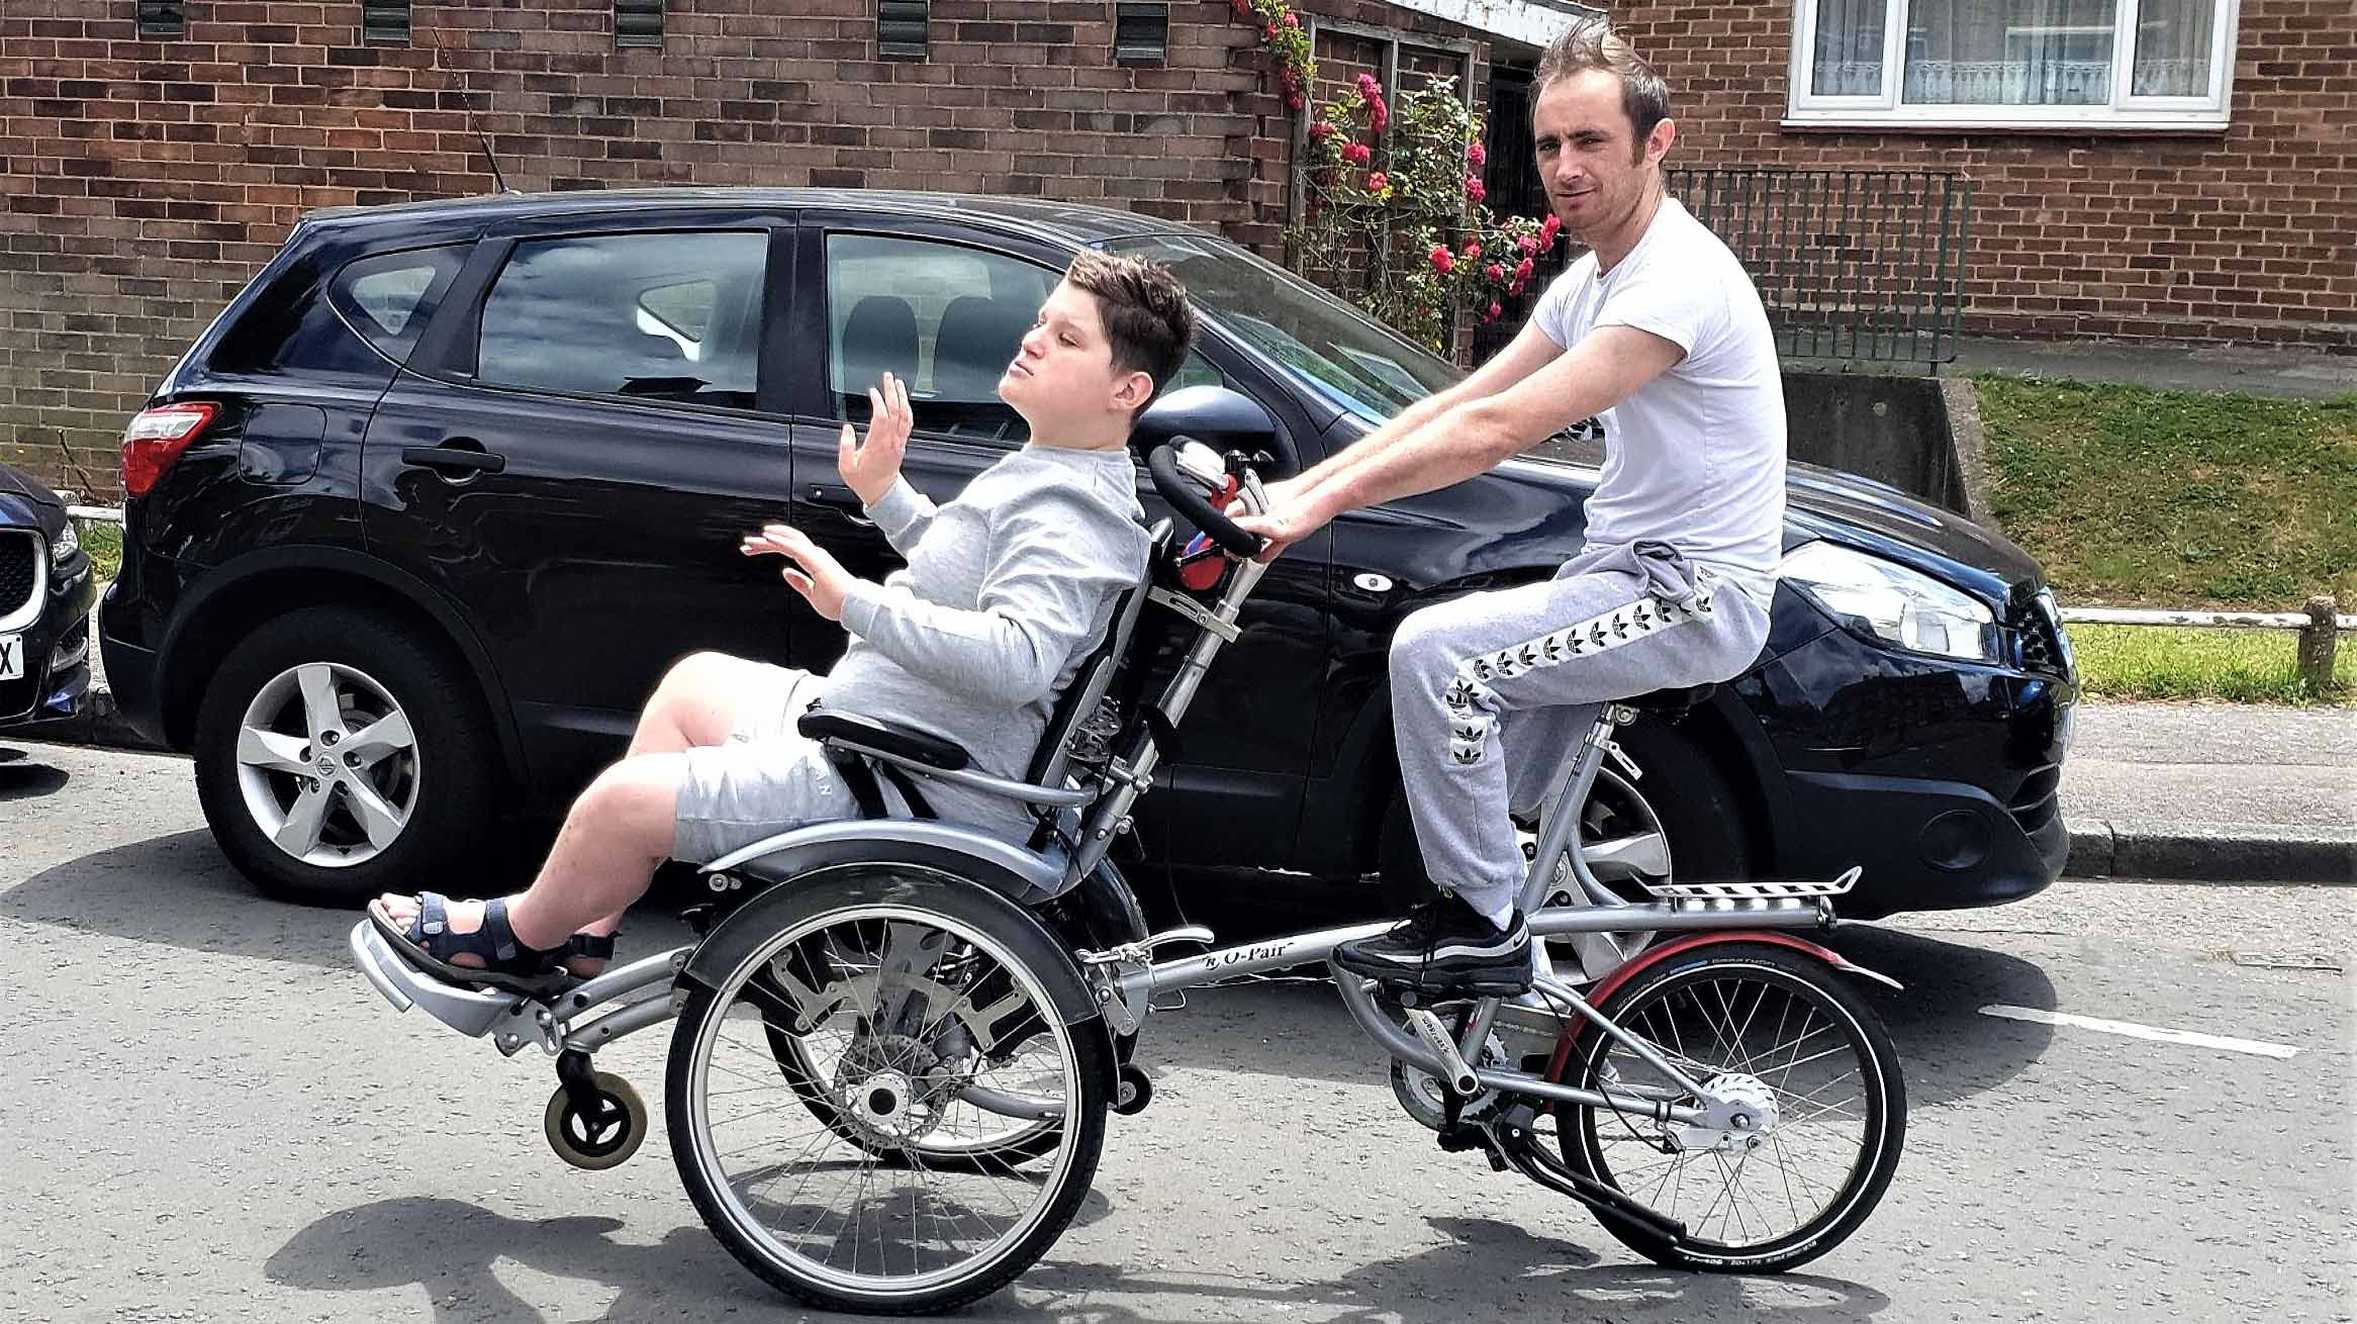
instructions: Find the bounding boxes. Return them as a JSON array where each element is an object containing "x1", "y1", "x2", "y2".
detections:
[
  {"x1": 741, "y1": 524, "x2": 857, "y2": 621},
  {"x1": 839, "y1": 372, "x2": 912, "y2": 506}
]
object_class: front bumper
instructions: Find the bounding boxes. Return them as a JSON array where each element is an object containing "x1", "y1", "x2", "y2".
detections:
[
  {"x1": 1, "y1": 547, "x2": 94, "y2": 728},
  {"x1": 1747, "y1": 620, "x2": 2075, "y2": 919}
]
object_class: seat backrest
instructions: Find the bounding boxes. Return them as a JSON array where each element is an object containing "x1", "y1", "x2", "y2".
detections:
[
  {"x1": 1024, "y1": 522, "x2": 1168, "y2": 790},
  {"x1": 840, "y1": 294, "x2": 919, "y2": 391},
  {"x1": 931, "y1": 295, "x2": 1032, "y2": 401}
]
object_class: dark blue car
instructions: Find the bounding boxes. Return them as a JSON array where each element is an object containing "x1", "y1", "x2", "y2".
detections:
[
  {"x1": 0, "y1": 463, "x2": 95, "y2": 731},
  {"x1": 94, "y1": 189, "x2": 2077, "y2": 918}
]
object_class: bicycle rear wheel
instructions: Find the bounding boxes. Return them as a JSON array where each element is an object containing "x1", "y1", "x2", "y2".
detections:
[{"x1": 1552, "y1": 942, "x2": 1905, "y2": 1273}]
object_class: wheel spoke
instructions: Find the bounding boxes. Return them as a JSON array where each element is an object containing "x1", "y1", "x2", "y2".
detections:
[
  {"x1": 343, "y1": 775, "x2": 408, "y2": 848},
  {"x1": 236, "y1": 726, "x2": 313, "y2": 777},
  {"x1": 1582, "y1": 829, "x2": 1670, "y2": 882},
  {"x1": 295, "y1": 664, "x2": 346, "y2": 741},
  {"x1": 275, "y1": 780, "x2": 333, "y2": 855},
  {"x1": 343, "y1": 710, "x2": 415, "y2": 769}
]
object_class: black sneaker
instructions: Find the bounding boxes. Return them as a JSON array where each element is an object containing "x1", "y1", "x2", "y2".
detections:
[{"x1": 1332, "y1": 891, "x2": 1532, "y2": 995}]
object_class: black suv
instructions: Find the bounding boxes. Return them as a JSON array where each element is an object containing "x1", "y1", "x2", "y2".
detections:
[{"x1": 99, "y1": 189, "x2": 2077, "y2": 916}]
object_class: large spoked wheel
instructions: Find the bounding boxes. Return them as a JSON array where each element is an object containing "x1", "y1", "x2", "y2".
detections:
[
  {"x1": 759, "y1": 979, "x2": 1066, "y2": 1173},
  {"x1": 668, "y1": 871, "x2": 1109, "y2": 1315},
  {"x1": 1553, "y1": 943, "x2": 1905, "y2": 1273}
]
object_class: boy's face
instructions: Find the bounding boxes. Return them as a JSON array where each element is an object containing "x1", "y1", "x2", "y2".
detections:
[{"x1": 997, "y1": 279, "x2": 1150, "y2": 432}]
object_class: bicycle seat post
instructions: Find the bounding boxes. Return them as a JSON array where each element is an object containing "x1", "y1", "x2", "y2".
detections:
[{"x1": 1515, "y1": 703, "x2": 1634, "y2": 918}]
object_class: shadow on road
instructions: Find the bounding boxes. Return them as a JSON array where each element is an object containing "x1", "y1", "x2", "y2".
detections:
[
  {"x1": 0, "y1": 748, "x2": 70, "y2": 801},
  {"x1": 268, "y1": 1199, "x2": 1886, "y2": 1324}
]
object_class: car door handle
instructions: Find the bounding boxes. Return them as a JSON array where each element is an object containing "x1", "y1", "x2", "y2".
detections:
[
  {"x1": 807, "y1": 485, "x2": 873, "y2": 526},
  {"x1": 401, "y1": 445, "x2": 506, "y2": 476}
]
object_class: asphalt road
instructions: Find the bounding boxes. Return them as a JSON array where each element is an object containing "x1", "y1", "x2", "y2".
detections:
[{"x1": 2, "y1": 740, "x2": 2350, "y2": 1324}]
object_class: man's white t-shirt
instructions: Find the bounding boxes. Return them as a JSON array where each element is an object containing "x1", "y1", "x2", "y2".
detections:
[{"x1": 1531, "y1": 195, "x2": 1786, "y2": 600}]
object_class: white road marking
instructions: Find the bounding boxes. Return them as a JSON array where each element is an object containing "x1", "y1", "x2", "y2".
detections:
[{"x1": 1979, "y1": 1005, "x2": 2302, "y2": 1059}]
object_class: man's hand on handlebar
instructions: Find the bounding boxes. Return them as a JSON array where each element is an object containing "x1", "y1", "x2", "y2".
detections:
[
  {"x1": 741, "y1": 523, "x2": 859, "y2": 621},
  {"x1": 1231, "y1": 476, "x2": 1329, "y2": 564},
  {"x1": 839, "y1": 372, "x2": 912, "y2": 507}
]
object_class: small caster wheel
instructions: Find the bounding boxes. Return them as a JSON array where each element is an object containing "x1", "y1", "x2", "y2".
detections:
[
  {"x1": 544, "y1": 1070, "x2": 646, "y2": 1171},
  {"x1": 1112, "y1": 1062, "x2": 1153, "y2": 1116}
]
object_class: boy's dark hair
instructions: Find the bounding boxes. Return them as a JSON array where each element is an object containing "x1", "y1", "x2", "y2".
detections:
[
  {"x1": 1063, "y1": 251, "x2": 1197, "y2": 411},
  {"x1": 1536, "y1": 17, "x2": 1672, "y2": 160}
]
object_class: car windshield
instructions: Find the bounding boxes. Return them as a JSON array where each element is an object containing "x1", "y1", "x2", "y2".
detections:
[{"x1": 1099, "y1": 233, "x2": 1463, "y2": 425}]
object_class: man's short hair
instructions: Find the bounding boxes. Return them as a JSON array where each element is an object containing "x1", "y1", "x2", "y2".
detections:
[
  {"x1": 1063, "y1": 251, "x2": 1197, "y2": 408},
  {"x1": 1535, "y1": 17, "x2": 1672, "y2": 155}
]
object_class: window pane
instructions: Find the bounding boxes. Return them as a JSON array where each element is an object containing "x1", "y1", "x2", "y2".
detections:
[
  {"x1": 2133, "y1": 0, "x2": 2214, "y2": 96},
  {"x1": 1812, "y1": 0, "x2": 1888, "y2": 96},
  {"x1": 1902, "y1": 0, "x2": 2117, "y2": 106},
  {"x1": 826, "y1": 234, "x2": 1056, "y2": 444},
  {"x1": 477, "y1": 231, "x2": 765, "y2": 410}
]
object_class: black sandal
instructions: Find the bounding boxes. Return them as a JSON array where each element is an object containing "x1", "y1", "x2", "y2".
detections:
[{"x1": 371, "y1": 891, "x2": 570, "y2": 995}]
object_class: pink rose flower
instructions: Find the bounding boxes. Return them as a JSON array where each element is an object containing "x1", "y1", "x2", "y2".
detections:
[{"x1": 1429, "y1": 244, "x2": 1454, "y2": 274}]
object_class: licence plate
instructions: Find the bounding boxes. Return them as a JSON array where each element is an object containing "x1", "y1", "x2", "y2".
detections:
[{"x1": 0, "y1": 633, "x2": 20, "y2": 682}]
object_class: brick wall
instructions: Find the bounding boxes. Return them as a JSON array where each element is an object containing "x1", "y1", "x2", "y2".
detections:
[
  {"x1": 0, "y1": 0, "x2": 1494, "y2": 495},
  {"x1": 1608, "y1": 1, "x2": 2355, "y2": 350}
]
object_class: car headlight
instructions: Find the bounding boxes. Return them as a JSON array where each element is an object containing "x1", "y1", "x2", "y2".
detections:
[
  {"x1": 1780, "y1": 540, "x2": 1999, "y2": 663},
  {"x1": 50, "y1": 519, "x2": 79, "y2": 566}
]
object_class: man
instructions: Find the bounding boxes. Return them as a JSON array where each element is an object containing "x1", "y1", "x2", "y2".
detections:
[
  {"x1": 370, "y1": 253, "x2": 1196, "y2": 990},
  {"x1": 1239, "y1": 20, "x2": 1787, "y2": 994}
]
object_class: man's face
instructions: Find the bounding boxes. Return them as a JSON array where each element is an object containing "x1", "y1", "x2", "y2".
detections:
[
  {"x1": 997, "y1": 279, "x2": 1138, "y2": 426},
  {"x1": 1532, "y1": 68, "x2": 1672, "y2": 243}
]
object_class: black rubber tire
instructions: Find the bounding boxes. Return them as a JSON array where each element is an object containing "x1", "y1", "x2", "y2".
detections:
[
  {"x1": 193, "y1": 606, "x2": 496, "y2": 908},
  {"x1": 1556, "y1": 942, "x2": 1907, "y2": 1273},
  {"x1": 1377, "y1": 714, "x2": 1752, "y2": 912},
  {"x1": 667, "y1": 873, "x2": 1109, "y2": 1315}
]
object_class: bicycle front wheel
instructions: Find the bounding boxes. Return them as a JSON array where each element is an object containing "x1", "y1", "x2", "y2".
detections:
[
  {"x1": 667, "y1": 871, "x2": 1108, "y2": 1314},
  {"x1": 1554, "y1": 942, "x2": 1905, "y2": 1273}
]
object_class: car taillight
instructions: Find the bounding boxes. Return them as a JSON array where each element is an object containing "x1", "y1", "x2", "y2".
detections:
[{"x1": 120, "y1": 402, "x2": 218, "y2": 497}]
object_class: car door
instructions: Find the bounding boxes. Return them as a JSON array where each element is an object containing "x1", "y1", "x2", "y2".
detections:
[
  {"x1": 777, "y1": 214, "x2": 1334, "y2": 873},
  {"x1": 360, "y1": 213, "x2": 800, "y2": 791}
]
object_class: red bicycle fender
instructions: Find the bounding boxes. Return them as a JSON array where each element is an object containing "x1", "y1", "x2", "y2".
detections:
[{"x1": 1542, "y1": 930, "x2": 1900, "y2": 1084}]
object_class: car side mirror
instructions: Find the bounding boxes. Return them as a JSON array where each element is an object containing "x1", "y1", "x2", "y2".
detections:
[{"x1": 1132, "y1": 385, "x2": 1278, "y2": 464}]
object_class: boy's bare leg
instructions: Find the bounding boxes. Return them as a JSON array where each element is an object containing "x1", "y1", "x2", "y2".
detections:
[
  {"x1": 372, "y1": 754, "x2": 684, "y2": 971},
  {"x1": 628, "y1": 651, "x2": 771, "y2": 757}
]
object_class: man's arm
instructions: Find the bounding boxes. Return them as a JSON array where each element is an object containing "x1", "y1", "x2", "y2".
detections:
[
  {"x1": 1285, "y1": 320, "x2": 1565, "y2": 503},
  {"x1": 1244, "y1": 326, "x2": 1683, "y2": 553}
]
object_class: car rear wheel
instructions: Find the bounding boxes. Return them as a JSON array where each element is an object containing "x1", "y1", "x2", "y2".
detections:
[{"x1": 194, "y1": 606, "x2": 495, "y2": 907}]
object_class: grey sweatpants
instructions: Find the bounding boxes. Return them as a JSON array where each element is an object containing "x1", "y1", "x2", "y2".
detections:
[{"x1": 1389, "y1": 540, "x2": 1774, "y2": 924}]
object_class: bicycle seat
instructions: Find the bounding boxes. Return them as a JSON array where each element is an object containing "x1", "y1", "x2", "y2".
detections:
[{"x1": 1624, "y1": 683, "x2": 1716, "y2": 714}]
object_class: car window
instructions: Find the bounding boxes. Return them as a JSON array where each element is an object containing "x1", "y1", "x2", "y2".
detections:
[
  {"x1": 826, "y1": 234, "x2": 1057, "y2": 444},
  {"x1": 476, "y1": 230, "x2": 765, "y2": 411},
  {"x1": 330, "y1": 246, "x2": 468, "y2": 364},
  {"x1": 826, "y1": 233, "x2": 1225, "y2": 445},
  {"x1": 1100, "y1": 233, "x2": 1461, "y2": 426}
]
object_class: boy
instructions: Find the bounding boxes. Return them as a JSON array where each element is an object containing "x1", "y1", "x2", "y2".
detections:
[{"x1": 371, "y1": 252, "x2": 1196, "y2": 989}]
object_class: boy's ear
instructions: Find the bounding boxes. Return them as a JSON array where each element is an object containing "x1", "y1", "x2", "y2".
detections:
[{"x1": 1112, "y1": 368, "x2": 1155, "y2": 413}]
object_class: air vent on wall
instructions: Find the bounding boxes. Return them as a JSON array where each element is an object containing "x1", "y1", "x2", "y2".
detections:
[
  {"x1": 136, "y1": 1, "x2": 184, "y2": 38},
  {"x1": 879, "y1": 0, "x2": 929, "y2": 60},
  {"x1": 362, "y1": 0, "x2": 411, "y2": 44},
  {"x1": 1114, "y1": 2, "x2": 1169, "y2": 65},
  {"x1": 617, "y1": 0, "x2": 665, "y2": 48}
]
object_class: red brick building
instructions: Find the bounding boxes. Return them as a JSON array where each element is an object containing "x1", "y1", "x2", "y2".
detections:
[
  {"x1": 1607, "y1": 1, "x2": 2353, "y2": 349},
  {"x1": 0, "y1": 0, "x2": 1522, "y2": 492}
]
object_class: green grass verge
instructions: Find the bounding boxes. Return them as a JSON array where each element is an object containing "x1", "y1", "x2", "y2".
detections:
[
  {"x1": 1976, "y1": 377, "x2": 2356, "y2": 609},
  {"x1": 81, "y1": 519, "x2": 123, "y2": 586},
  {"x1": 2068, "y1": 622, "x2": 2351, "y2": 706}
]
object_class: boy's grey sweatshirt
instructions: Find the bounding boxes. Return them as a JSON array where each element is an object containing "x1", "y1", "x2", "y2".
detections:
[{"x1": 819, "y1": 443, "x2": 1150, "y2": 838}]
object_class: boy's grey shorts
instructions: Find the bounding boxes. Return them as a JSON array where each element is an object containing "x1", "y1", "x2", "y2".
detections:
[{"x1": 672, "y1": 664, "x2": 861, "y2": 865}]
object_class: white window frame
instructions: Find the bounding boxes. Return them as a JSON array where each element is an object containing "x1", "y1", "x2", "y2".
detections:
[{"x1": 1785, "y1": 0, "x2": 2239, "y2": 131}]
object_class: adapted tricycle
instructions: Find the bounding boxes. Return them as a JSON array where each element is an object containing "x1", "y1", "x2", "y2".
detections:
[{"x1": 354, "y1": 440, "x2": 1906, "y2": 1314}]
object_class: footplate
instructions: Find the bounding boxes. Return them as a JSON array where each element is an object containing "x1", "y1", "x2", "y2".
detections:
[
  {"x1": 1640, "y1": 865, "x2": 1862, "y2": 905},
  {"x1": 350, "y1": 920, "x2": 528, "y2": 1040}
]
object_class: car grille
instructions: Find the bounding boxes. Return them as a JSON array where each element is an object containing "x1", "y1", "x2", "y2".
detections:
[
  {"x1": 2013, "y1": 592, "x2": 2073, "y2": 678},
  {"x1": 2008, "y1": 764, "x2": 2062, "y2": 835},
  {"x1": 0, "y1": 530, "x2": 37, "y2": 619}
]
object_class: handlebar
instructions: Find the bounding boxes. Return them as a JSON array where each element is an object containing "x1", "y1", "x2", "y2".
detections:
[{"x1": 1146, "y1": 440, "x2": 1265, "y2": 561}]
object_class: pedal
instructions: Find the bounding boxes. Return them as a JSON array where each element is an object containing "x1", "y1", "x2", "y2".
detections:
[{"x1": 1436, "y1": 1123, "x2": 1508, "y2": 1171}]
